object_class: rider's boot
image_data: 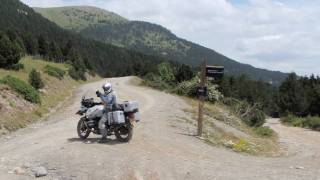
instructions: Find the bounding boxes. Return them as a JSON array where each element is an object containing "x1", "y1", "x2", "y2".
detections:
[{"x1": 98, "y1": 129, "x2": 108, "y2": 143}]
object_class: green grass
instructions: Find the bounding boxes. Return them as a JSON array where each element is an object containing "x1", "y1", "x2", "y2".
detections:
[
  {"x1": 253, "y1": 126, "x2": 275, "y2": 137},
  {"x1": 0, "y1": 56, "x2": 98, "y2": 132},
  {"x1": 0, "y1": 56, "x2": 69, "y2": 81}
]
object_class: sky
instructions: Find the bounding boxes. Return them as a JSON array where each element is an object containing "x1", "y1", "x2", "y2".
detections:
[{"x1": 20, "y1": 0, "x2": 320, "y2": 75}]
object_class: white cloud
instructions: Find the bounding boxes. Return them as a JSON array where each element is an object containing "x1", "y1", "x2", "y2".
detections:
[{"x1": 20, "y1": 0, "x2": 320, "y2": 75}]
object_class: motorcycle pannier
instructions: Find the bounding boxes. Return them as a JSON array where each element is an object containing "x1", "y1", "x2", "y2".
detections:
[
  {"x1": 108, "y1": 111, "x2": 125, "y2": 124},
  {"x1": 123, "y1": 101, "x2": 139, "y2": 112}
]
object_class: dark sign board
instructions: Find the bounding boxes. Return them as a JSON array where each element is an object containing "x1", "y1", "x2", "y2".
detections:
[
  {"x1": 206, "y1": 66, "x2": 224, "y2": 78},
  {"x1": 197, "y1": 86, "x2": 207, "y2": 97}
]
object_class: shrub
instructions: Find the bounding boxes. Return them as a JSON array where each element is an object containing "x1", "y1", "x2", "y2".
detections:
[
  {"x1": 68, "y1": 66, "x2": 86, "y2": 81},
  {"x1": 143, "y1": 72, "x2": 172, "y2": 90},
  {"x1": 9, "y1": 63, "x2": 24, "y2": 71},
  {"x1": 44, "y1": 65, "x2": 65, "y2": 80},
  {"x1": 233, "y1": 138, "x2": 249, "y2": 152},
  {"x1": 173, "y1": 77, "x2": 222, "y2": 103},
  {"x1": 304, "y1": 116, "x2": 320, "y2": 131},
  {"x1": 28, "y1": 68, "x2": 44, "y2": 89},
  {"x1": 254, "y1": 126, "x2": 274, "y2": 137},
  {"x1": 223, "y1": 97, "x2": 266, "y2": 127},
  {"x1": 173, "y1": 77, "x2": 198, "y2": 97},
  {"x1": 281, "y1": 114, "x2": 305, "y2": 127},
  {"x1": 157, "y1": 62, "x2": 175, "y2": 83},
  {"x1": 244, "y1": 109, "x2": 266, "y2": 127},
  {"x1": 0, "y1": 75, "x2": 40, "y2": 103},
  {"x1": 281, "y1": 115, "x2": 320, "y2": 131}
]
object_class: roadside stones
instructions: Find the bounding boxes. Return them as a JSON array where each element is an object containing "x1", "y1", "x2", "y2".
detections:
[
  {"x1": 32, "y1": 166, "x2": 48, "y2": 177},
  {"x1": 290, "y1": 166, "x2": 305, "y2": 170},
  {"x1": 13, "y1": 167, "x2": 26, "y2": 175},
  {"x1": 22, "y1": 162, "x2": 32, "y2": 169},
  {"x1": 224, "y1": 140, "x2": 235, "y2": 148}
]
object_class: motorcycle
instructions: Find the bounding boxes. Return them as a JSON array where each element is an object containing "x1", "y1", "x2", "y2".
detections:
[{"x1": 75, "y1": 94, "x2": 140, "y2": 142}]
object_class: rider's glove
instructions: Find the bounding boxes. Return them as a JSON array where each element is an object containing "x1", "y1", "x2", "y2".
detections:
[{"x1": 96, "y1": 91, "x2": 101, "y2": 97}]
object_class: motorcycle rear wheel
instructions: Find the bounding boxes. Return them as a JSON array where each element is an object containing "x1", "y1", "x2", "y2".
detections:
[
  {"x1": 77, "y1": 118, "x2": 91, "y2": 139},
  {"x1": 115, "y1": 125, "x2": 132, "y2": 142}
]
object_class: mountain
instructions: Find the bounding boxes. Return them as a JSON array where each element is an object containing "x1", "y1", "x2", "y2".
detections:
[
  {"x1": 34, "y1": 6, "x2": 288, "y2": 84},
  {"x1": 0, "y1": 0, "x2": 162, "y2": 77},
  {"x1": 34, "y1": 6, "x2": 127, "y2": 32}
]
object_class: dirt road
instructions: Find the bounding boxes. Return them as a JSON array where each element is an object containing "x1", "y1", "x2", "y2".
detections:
[{"x1": 0, "y1": 77, "x2": 319, "y2": 180}]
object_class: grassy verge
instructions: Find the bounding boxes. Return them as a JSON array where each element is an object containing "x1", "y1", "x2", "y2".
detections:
[
  {"x1": 0, "y1": 56, "x2": 100, "y2": 133},
  {"x1": 135, "y1": 77, "x2": 280, "y2": 156},
  {"x1": 180, "y1": 98, "x2": 280, "y2": 156}
]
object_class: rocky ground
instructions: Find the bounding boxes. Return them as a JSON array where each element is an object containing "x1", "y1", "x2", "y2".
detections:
[{"x1": 0, "y1": 77, "x2": 319, "y2": 180}]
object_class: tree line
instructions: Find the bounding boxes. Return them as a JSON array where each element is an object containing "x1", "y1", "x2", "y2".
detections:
[
  {"x1": 217, "y1": 73, "x2": 320, "y2": 119},
  {"x1": 0, "y1": 30, "x2": 90, "y2": 80},
  {"x1": 277, "y1": 73, "x2": 320, "y2": 117}
]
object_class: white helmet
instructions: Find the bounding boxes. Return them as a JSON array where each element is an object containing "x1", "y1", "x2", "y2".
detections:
[{"x1": 102, "y1": 82, "x2": 112, "y2": 94}]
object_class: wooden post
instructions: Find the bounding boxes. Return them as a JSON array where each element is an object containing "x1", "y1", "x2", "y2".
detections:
[{"x1": 197, "y1": 59, "x2": 207, "y2": 137}]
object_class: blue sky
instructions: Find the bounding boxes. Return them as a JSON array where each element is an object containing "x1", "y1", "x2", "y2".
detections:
[{"x1": 21, "y1": 0, "x2": 320, "y2": 75}]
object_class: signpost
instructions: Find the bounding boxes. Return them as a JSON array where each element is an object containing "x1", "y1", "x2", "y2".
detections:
[
  {"x1": 197, "y1": 59, "x2": 207, "y2": 136},
  {"x1": 206, "y1": 66, "x2": 224, "y2": 78},
  {"x1": 197, "y1": 59, "x2": 224, "y2": 137}
]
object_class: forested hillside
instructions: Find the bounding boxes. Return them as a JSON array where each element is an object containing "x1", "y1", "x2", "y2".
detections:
[
  {"x1": 35, "y1": 6, "x2": 288, "y2": 84},
  {"x1": 0, "y1": 0, "x2": 163, "y2": 78}
]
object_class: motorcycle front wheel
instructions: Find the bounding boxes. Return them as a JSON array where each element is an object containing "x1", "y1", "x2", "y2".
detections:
[
  {"x1": 77, "y1": 118, "x2": 91, "y2": 139},
  {"x1": 115, "y1": 125, "x2": 132, "y2": 142}
]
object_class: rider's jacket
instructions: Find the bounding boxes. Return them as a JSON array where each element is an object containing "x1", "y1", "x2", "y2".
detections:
[{"x1": 100, "y1": 91, "x2": 117, "y2": 110}]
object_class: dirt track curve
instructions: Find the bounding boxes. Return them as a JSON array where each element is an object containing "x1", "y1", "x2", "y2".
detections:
[{"x1": 0, "y1": 77, "x2": 319, "y2": 180}]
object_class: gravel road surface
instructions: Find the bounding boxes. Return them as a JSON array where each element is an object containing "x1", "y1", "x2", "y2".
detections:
[{"x1": 0, "y1": 77, "x2": 319, "y2": 180}]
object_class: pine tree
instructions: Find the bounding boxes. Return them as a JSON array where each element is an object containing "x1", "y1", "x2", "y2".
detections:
[
  {"x1": 278, "y1": 73, "x2": 309, "y2": 116},
  {"x1": 48, "y1": 41, "x2": 63, "y2": 62},
  {"x1": 22, "y1": 33, "x2": 37, "y2": 55},
  {"x1": 28, "y1": 68, "x2": 44, "y2": 89},
  {"x1": 0, "y1": 32, "x2": 22, "y2": 68},
  {"x1": 175, "y1": 64, "x2": 194, "y2": 83},
  {"x1": 38, "y1": 35, "x2": 49, "y2": 58}
]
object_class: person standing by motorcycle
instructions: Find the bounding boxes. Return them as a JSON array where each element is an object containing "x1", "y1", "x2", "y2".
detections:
[{"x1": 96, "y1": 82, "x2": 117, "y2": 142}]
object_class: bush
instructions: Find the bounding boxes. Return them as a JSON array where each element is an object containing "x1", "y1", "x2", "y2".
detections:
[
  {"x1": 244, "y1": 109, "x2": 266, "y2": 127},
  {"x1": 28, "y1": 68, "x2": 44, "y2": 89},
  {"x1": 233, "y1": 138, "x2": 249, "y2": 152},
  {"x1": 68, "y1": 66, "x2": 86, "y2": 81},
  {"x1": 8, "y1": 63, "x2": 24, "y2": 71},
  {"x1": 281, "y1": 115, "x2": 320, "y2": 131},
  {"x1": 0, "y1": 75, "x2": 40, "y2": 103},
  {"x1": 143, "y1": 72, "x2": 172, "y2": 90},
  {"x1": 44, "y1": 65, "x2": 65, "y2": 80},
  {"x1": 223, "y1": 97, "x2": 266, "y2": 127},
  {"x1": 157, "y1": 62, "x2": 175, "y2": 83},
  {"x1": 254, "y1": 126, "x2": 274, "y2": 137},
  {"x1": 281, "y1": 114, "x2": 305, "y2": 127},
  {"x1": 173, "y1": 77, "x2": 222, "y2": 103},
  {"x1": 173, "y1": 77, "x2": 198, "y2": 97},
  {"x1": 306, "y1": 116, "x2": 320, "y2": 131}
]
